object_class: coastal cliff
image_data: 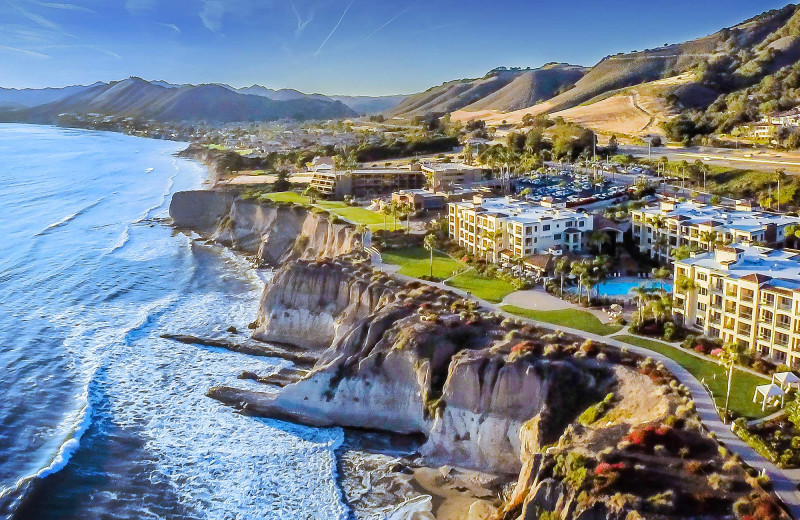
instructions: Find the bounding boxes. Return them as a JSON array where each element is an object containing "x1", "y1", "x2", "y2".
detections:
[
  {"x1": 212, "y1": 259, "x2": 613, "y2": 474},
  {"x1": 169, "y1": 190, "x2": 358, "y2": 265},
  {"x1": 207, "y1": 260, "x2": 785, "y2": 520}
]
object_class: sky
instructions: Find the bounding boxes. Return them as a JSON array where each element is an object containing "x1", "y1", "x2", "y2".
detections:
[{"x1": 0, "y1": 0, "x2": 793, "y2": 95}]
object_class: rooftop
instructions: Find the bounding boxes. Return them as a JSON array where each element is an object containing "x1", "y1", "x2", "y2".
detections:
[
  {"x1": 421, "y1": 162, "x2": 481, "y2": 173},
  {"x1": 678, "y1": 244, "x2": 800, "y2": 291},
  {"x1": 452, "y1": 197, "x2": 586, "y2": 225},
  {"x1": 637, "y1": 201, "x2": 800, "y2": 234}
]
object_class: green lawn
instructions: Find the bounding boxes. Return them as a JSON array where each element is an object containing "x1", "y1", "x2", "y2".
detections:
[
  {"x1": 381, "y1": 247, "x2": 465, "y2": 281},
  {"x1": 446, "y1": 272, "x2": 516, "y2": 304},
  {"x1": 259, "y1": 193, "x2": 402, "y2": 230},
  {"x1": 261, "y1": 191, "x2": 310, "y2": 204},
  {"x1": 501, "y1": 306, "x2": 623, "y2": 336},
  {"x1": 614, "y1": 335, "x2": 769, "y2": 420}
]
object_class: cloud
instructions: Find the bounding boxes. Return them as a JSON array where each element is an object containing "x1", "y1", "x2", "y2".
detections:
[
  {"x1": 158, "y1": 22, "x2": 180, "y2": 33},
  {"x1": 0, "y1": 44, "x2": 50, "y2": 58},
  {"x1": 37, "y1": 43, "x2": 122, "y2": 59},
  {"x1": 290, "y1": 1, "x2": 313, "y2": 39},
  {"x1": 37, "y1": 2, "x2": 95, "y2": 14},
  {"x1": 125, "y1": 0, "x2": 155, "y2": 15},
  {"x1": 5, "y1": 0, "x2": 65, "y2": 33},
  {"x1": 315, "y1": 0, "x2": 353, "y2": 56},
  {"x1": 199, "y1": 0, "x2": 226, "y2": 33}
]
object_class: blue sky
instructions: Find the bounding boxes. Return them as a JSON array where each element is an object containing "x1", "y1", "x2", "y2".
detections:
[{"x1": 0, "y1": 0, "x2": 792, "y2": 95}]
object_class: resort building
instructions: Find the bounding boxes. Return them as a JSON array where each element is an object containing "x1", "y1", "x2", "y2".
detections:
[
  {"x1": 630, "y1": 200, "x2": 800, "y2": 263},
  {"x1": 674, "y1": 245, "x2": 800, "y2": 367},
  {"x1": 391, "y1": 189, "x2": 446, "y2": 211},
  {"x1": 421, "y1": 162, "x2": 483, "y2": 191},
  {"x1": 448, "y1": 195, "x2": 593, "y2": 262},
  {"x1": 309, "y1": 166, "x2": 425, "y2": 199}
]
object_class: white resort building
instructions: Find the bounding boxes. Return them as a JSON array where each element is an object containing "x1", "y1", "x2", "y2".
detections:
[
  {"x1": 674, "y1": 244, "x2": 800, "y2": 367},
  {"x1": 448, "y1": 195, "x2": 593, "y2": 262},
  {"x1": 631, "y1": 200, "x2": 800, "y2": 263}
]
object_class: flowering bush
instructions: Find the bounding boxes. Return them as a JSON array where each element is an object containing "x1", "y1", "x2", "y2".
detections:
[{"x1": 595, "y1": 462, "x2": 626, "y2": 475}]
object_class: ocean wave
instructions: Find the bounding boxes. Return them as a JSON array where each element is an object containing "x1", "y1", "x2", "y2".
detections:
[
  {"x1": 35, "y1": 196, "x2": 106, "y2": 236},
  {"x1": 0, "y1": 369, "x2": 97, "y2": 517}
]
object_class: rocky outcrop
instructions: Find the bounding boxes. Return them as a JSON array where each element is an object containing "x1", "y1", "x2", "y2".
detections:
[
  {"x1": 169, "y1": 190, "x2": 358, "y2": 264},
  {"x1": 212, "y1": 260, "x2": 613, "y2": 475}
]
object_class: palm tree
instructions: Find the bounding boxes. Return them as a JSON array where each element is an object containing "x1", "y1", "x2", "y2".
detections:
[
  {"x1": 381, "y1": 204, "x2": 392, "y2": 231},
  {"x1": 588, "y1": 230, "x2": 609, "y2": 254},
  {"x1": 720, "y1": 342, "x2": 746, "y2": 420},
  {"x1": 423, "y1": 234, "x2": 437, "y2": 279},
  {"x1": 632, "y1": 285, "x2": 650, "y2": 322},
  {"x1": 555, "y1": 257, "x2": 570, "y2": 296},
  {"x1": 699, "y1": 230, "x2": 718, "y2": 251},
  {"x1": 777, "y1": 169, "x2": 788, "y2": 212},
  {"x1": 571, "y1": 261, "x2": 589, "y2": 304},
  {"x1": 674, "y1": 274, "x2": 696, "y2": 325},
  {"x1": 651, "y1": 266, "x2": 671, "y2": 294},
  {"x1": 355, "y1": 224, "x2": 367, "y2": 251}
]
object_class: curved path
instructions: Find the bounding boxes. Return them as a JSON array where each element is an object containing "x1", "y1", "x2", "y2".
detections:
[{"x1": 372, "y1": 254, "x2": 800, "y2": 518}]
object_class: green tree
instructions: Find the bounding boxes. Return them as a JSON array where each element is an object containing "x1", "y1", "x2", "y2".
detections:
[
  {"x1": 303, "y1": 186, "x2": 321, "y2": 203},
  {"x1": 423, "y1": 234, "x2": 437, "y2": 279}
]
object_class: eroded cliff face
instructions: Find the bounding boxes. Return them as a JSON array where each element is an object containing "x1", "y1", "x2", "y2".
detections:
[
  {"x1": 214, "y1": 259, "x2": 612, "y2": 475},
  {"x1": 169, "y1": 190, "x2": 358, "y2": 265}
]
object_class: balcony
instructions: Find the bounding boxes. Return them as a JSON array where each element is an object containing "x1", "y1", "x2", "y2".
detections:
[{"x1": 776, "y1": 321, "x2": 792, "y2": 331}]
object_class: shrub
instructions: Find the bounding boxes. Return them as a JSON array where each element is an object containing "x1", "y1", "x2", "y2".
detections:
[{"x1": 755, "y1": 474, "x2": 772, "y2": 489}]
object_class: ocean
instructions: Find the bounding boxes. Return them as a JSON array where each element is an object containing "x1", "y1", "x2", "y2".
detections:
[{"x1": 0, "y1": 124, "x2": 349, "y2": 520}]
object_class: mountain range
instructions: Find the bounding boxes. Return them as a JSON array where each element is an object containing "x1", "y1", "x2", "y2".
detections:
[{"x1": 0, "y1": 78, "x2": 407, "y2": 124}]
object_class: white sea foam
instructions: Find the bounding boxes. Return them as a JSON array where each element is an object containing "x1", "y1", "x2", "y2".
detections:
[{"x1": 36, "y1": 196, "x2": 106, "y2": 236}]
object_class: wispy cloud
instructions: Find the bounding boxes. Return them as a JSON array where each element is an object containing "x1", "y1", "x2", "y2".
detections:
[
  {"x1": 0, "y1": 44, "x2": 50, "y2": 58},
  {"x1": 364, "y1": 3, "x2": 411, "y2": 40},
  {"x1": 315, "y1": 0, "x2": 353, "y2": 56},
  {"x1": 125, "y1": 0, "x2": 155, "y2": 15},
  {"x1": 37, "y1": 43, "x2": 122, "y2": 59},
  {"x1": 158, "y1": 22, "x2": 180, "y2": 34},
  {"x1": 290, "y1": 1, "x2": 313, "y2": 39},
  {"x1": 37, "y1": 2, "x2": 95, "y2": 14},
  {"x1": 199, "y1": 0, "x2": 226, "y2": 33},
  {"x1": 4, "y1": 0, "x2": 68, "y2": 34}
]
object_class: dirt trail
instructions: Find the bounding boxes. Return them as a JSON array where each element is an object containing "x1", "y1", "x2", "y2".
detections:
[{"x1": 631, "y1": 90, "x2": 655, "y2": 133}]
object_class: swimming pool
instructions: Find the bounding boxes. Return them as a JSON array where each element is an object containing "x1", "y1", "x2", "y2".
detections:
[{"x1": 571, "y1": 278, "x2": 672, "y2": 298}]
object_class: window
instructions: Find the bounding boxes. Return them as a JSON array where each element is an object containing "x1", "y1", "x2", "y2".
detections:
[
  {"x1": 579, "y1": 221, "x2": 585, "y2": 227},
  {"x1": 698, "y1": 287, "x2": 708, "y2": 296},
  {"x1": 760, "y1": 328, "x2": 772, "y2": 341},
  {"x1": 776, "y1": 333, "x2": 790, "y2": 347},
  {"x1": 543, "y1": 224, "x2": 550, "y2": 231},
  {"x1": 762, "y1": 310, "x2": 774, "y2": 322},
  {"x1": 763, "y1": 293, "x2": 775, "y2": 306},
  {"x1": 777, "y1": 314, "x2": 791, "y2": 330},
  {"x1": 554, "y1": 234, "x2": 562, "y2": 240},
  {"x1": 697, "y1": 302, "x2": 707, "y2": 312}
]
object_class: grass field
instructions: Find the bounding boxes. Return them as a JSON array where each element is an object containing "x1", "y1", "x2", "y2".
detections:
[
  {"x1": 501, "y1": 305, "x2": 623, "y2": 336},
  {"x1": 615, "y1": 335, "x2": 769, "y2": 420},
  {"x1": 446, "y1": 272, "x2": 516, "y2": 304},
  {"x1": 262, "y1": 192, "x2": 309, "y2": 204},
  {"x1": 381, "y1": 247, "x2": 465, "y2": 281},
  {"x1": 259, "y1": 192, "x2": 402, "y2": 230}
]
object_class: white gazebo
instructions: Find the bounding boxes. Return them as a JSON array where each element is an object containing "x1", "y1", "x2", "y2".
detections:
[
  {"x1": 772, "y1": 371, "x2": 800, "y2": 392},
  {"x1": 753, "y1": 384, "x2": 786, "y2": 411}
]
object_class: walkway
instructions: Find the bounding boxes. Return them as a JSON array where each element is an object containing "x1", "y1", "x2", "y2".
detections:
[
  {"x1": 370, "y1": 251, "x2": 800, "y2": 518},
  {"x1": 501, "y1": 288, "x2": 619, "y2": 324}
]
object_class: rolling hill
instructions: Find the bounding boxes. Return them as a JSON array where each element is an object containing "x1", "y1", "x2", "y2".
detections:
[
  {"x1": 396, "y1": 4, "x2": 800, "y2": 138},
  {"x1": 0, "y1": 78, "x2": 358, "y2": 124},
  {"x1": 460, "y1": 64, "x2": 588, "y2": 112}
]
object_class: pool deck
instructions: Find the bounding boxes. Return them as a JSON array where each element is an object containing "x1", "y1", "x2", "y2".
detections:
[{"x1": 501, "y1": 288, "x2": 624, "y2": 324}]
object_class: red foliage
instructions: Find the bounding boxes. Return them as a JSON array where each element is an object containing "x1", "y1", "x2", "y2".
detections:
[
  {"x1": 595, "y1": 462, "x2": 626, "y2": 475},
  {"x1": 695, "y1": 345, "x2": 708, "y2": 354},
  {"x1": 753, "y1": 497, "x2": 782, "y2": 520},
  {"x1": 625, "y1": 425, "x2": 681, "y2": 453}
]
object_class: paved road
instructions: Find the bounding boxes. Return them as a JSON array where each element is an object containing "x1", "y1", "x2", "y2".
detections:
[
  {"x1": 620, "y1": 145, "x2": 800, "y2": 174},
  {"x1": 371, "y1": 252, "x2": 800, "y2": 518}
]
